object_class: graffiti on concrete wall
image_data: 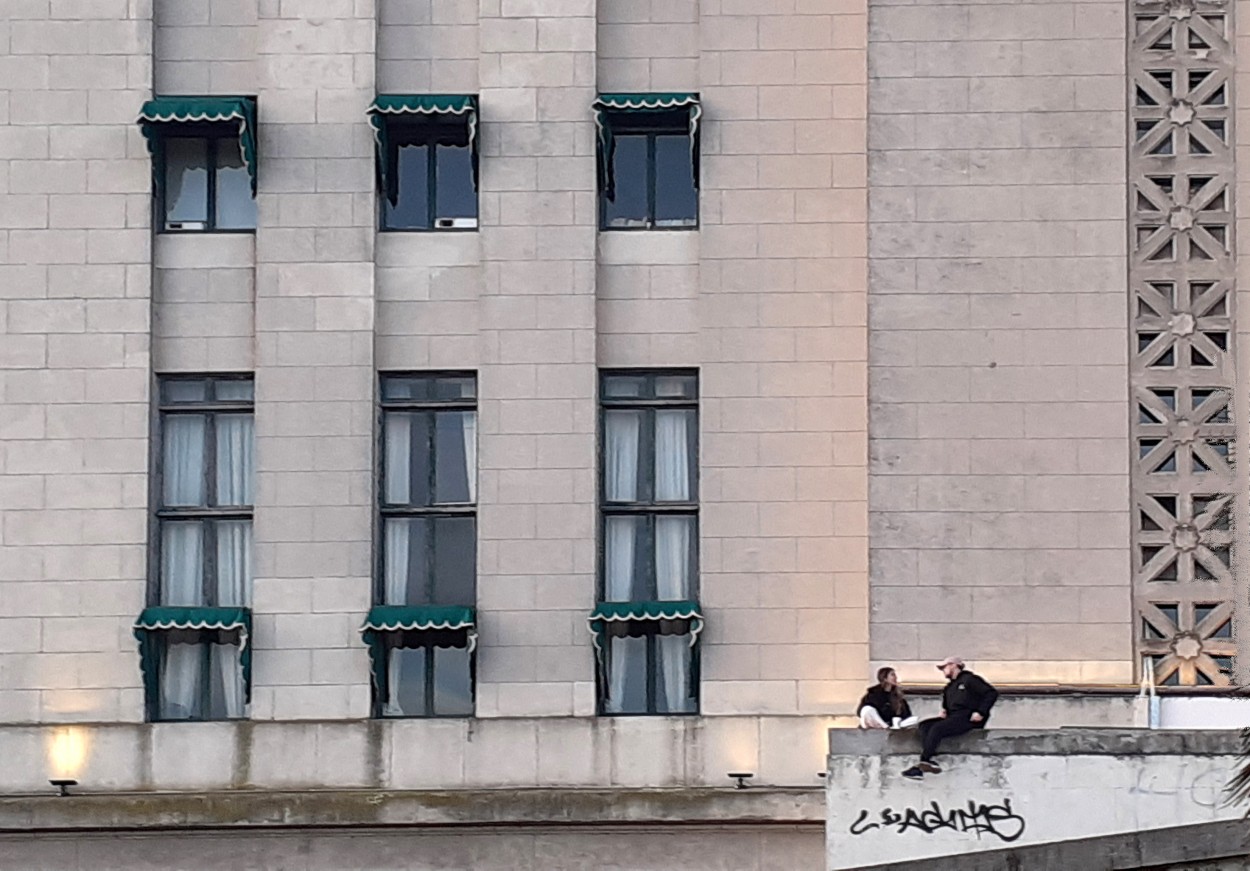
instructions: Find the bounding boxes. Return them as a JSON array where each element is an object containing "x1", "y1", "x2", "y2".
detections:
[{"x1": 849, "y1": 798, "x2": 1026, "y2": 843}]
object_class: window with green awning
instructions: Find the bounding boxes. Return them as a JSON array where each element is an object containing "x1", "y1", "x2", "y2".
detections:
[
  {"x1": 360, "y1": 605, "x2": 477, "y2": 717},
  {"x1": 133, "y1": 606, "x2": 252, "y2": 721},
  {"x1": 593, "y1": 93, "x2": 701, "y2": 229},
  {"x1": 367, "y1": 95, "x2": 479, "y2": 230},
  {"x1": 589, "y1": 599, "x2": 703, "y2": 716},
  {"x1": 137, "y1": 96, "x2": 258, "y2": 232}
]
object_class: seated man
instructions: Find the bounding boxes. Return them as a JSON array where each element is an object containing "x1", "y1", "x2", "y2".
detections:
[{"x1": 902, "y1": 656, "x2": 998, "y2": 780}]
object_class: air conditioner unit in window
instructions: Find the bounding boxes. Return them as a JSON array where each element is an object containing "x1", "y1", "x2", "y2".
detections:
[
  {"x1": 436, "y1": 217, "x2": 477, "y2": 229},
  {"x1": 166, "y1": 221, "x2": 206, "y2": 231}
]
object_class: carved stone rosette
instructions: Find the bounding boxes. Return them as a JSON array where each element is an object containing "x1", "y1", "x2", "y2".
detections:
[{"x1": 1130, "y1": 0, "x2": 1238, "y2": 685}]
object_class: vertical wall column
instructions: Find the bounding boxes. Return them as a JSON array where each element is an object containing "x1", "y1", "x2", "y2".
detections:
[
  {"x1": 0, "y1": 0, "x2": 154, "y2": 722},
  {"x1": 1130, "y1": 0, "x2": 1239, "y2": 686},
  {"x1": 250, "y1": 0, "x2": 377, "y2": 719},
  {"x1": 475, "y1": 0, "x2": 600, "y2": 717}
]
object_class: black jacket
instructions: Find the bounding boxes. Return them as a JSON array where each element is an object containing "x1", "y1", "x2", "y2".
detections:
[
  {"x1": 858, "y1": 685, "x2": 912, "y2": 723},
  {"x1": 942, "y1": 670, "x2": 998, "y2": 718}
]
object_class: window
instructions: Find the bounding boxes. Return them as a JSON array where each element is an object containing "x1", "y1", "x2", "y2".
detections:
[
  {"x1": 369, "y1": 95, "x2": 479, "y2": 231},
  {"x1": 138, "y1": 96, "x2": 258, "y2": 234},
  {"x1": 370, "y1": 372, "x2": 478, "y2": 717},
  {"x1": 142, "y1": 375, "x2": 255, "y2": 721},
  {"x1": 161, "y1": 134, "x2": 257, "y2": 232},
  {"x1": 597, "y1": 370, "x2": 700, "y2": 715},
  {"x1": 595, "y1": 94, "x2": 700, "y2": 230}
]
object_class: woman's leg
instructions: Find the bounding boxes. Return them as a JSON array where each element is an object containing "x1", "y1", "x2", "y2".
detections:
[{"x1": 858, "y1": 706, "x2": 889, "y2": 729}]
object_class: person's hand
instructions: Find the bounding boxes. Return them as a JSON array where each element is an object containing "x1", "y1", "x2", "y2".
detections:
[
  {"x1": 970, "y1": 712, "x2": 984, "y2": 723},
  {"x1": 938, "y1": 710, "x2": 947, "y2": 718}
]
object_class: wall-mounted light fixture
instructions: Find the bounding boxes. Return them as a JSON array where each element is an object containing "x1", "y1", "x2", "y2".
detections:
[
  {"x1": 49, "y1": 778, "x2": 77, "y2": 797},
  {"x1": 728, "y1": 771, "x2": 754, "y2": 789}
]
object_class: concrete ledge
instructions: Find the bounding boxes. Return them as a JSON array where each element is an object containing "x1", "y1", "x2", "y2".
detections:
[
  {"x1": 0, "y1": 787, "x2": 823, "y2": 833},
  {"x1": 828, "y1": 728, "x2": 1245, "y2": 758},
  {"x1": 861, "y1": 819, "x2": 1250, "y2": 871}
]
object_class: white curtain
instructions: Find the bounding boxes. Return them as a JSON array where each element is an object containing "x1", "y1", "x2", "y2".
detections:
[
  {"x1": 384, "y1": 647, "x2": 409, "y2": 717},
  {"x1": 604, "y1": 516, "x2": 637, "y2": 601},
  {"x1": 654, "y1": 410, "x2": 691, "y2": 502},
  {"x1": 383, "y1": 519, "x2": 411, "y2": 605},
  {"x1": 213, "y1": 643, "x2": 245, "y2": 718},
  {"x1": 163, "y1": 415, "x2": 206, "y2": 506},
  {"x1": 606, "y1": 635, "x2": 635, "y2": 714},
  {"x1": 605, "y1": 411, "x2": 641, "y2": 502},
  {"x1": 159, "y1": 642, "x2": 202, "y2": 719},
  {"x1": 657, "y1": 633, "x2": 691, "y2": 713},
  {"x1": 216, "y1": 414, "x2": 253, "y2": 506},
  {"x1": 385, "y1": 413, "x2": 412, "y2": 505},
  {"x1": 215, "y1": 520, "x2": 251, "y2": 607},
  {"x1": 161, "y1": 522, "x2": 203, "y2": 605},
  {"x1": 655, "y1": 516, "x2": 691, "y2": 599},
  {"x1": 463, "y1": 411, "x2": 477, "y2": 503}
]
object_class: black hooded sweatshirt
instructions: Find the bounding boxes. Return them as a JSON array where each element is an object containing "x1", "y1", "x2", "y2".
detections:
[
  {"x1": 858, "y1": 685, "x2": 912, "y2": 723},
  {"x1": 942, "y1": 669, "x2": 998, "y2": 718}
]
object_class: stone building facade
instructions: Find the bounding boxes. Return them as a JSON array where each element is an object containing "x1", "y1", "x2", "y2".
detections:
[{"x1": 0, "y1": 0, "x2": 1245, "y2": 867}]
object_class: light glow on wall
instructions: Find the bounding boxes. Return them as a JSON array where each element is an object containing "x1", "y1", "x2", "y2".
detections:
[{"x1": 47, "y1": 727, "x2": 89, "y2": 780}]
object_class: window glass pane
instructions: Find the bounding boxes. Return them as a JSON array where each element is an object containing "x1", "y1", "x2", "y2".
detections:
[
  {"x1": 207, "y1": 642, "x2": 245, "y2": 718},
  {"x1": 164, "y1": 138, "x2": 209, "y2": 228},
  {"x1": 214, "y1": 519, "x2": 252, "y2": 606},
  {"x1": 213, "y1": 379, "x2": 254, "y2": 402},
  {"x1": 432, "y1": 645, "x2": 474, "y2": 715},
  {"x1": 384, "y1": 412, "x2": 430, "y2": 507},
  {"x1": 432, "y1": 516, "x2": 476, "y2": 605},
  {"x1": 164, "y1": 379, "x2": 208, "y2": 403},
  {"x1": 383, "y1": 517, "x2": 428, "y2": 605},
  {"x1": 381, "y1": 376, "x2": 429, "y2": 402},
  {"x1": 214, "y1": 140, "x2": 257, "y2": 230},
  {"x1": 654, "y1": 134, "x2": 697, "y2": 227},
  {"x1": 159, "y1": 640, "x2": 205, "y2": 720},
  {"x1": 603, "y1": 375, "x2": 646, "y2": 398},
  {"x1": 605, "y1": 634, "x2": 648, "y2": 714},
  {"x1": 655, "y1": 515, "x2": 694, "y2": 599},
  {"x1": 162, "y1": 414, "x2": 206, "y2": 506},
  {"x1": 161, "y1": 521, "x2": 205, "y2": 605},
  {"x1": 384, "y1": 143, "x2": 430, "y2": 229},
  {"x1": 434, "y1": 144, "x2": 477, "y2": 222},
  {"x1": 385, "y1": 646, "x2": 428, "y2": 716},
  {"x1": 655, "y1": 633, "x2": 696, "y2": 713},
  {"x1": 434, "y1": 410, "x2": 475, "y2": 504},
  {"x1": 654, "y1": 409, "x2": 694, "y2": 502},
  {"x1": 434, "y1": 376, "x2": 476, "y2": 401},
  {"x1": 215, "y1": 413, "x2": 254, "y2": 507},
  {"x1": 604, "y1": 134, "x2": 648, "y2": 228},
  {"x1": 604, "y1": 515, "x2": 646, "y2": 601},
  {"x1": 604, "y1": 410, "x2": 644, "y2": 502},
  {"x1": 654, "y1": 374, "x2": 696, "y2": 399}
]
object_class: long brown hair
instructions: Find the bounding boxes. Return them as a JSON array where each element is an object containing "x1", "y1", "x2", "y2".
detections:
[{"x1": 877, "y1": 666, "x2": 906, "y2": 716}]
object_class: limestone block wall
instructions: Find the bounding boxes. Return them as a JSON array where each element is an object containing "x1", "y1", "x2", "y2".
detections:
[
  {"x1": 0, "y1": 0, "x2": 154, "y2": 723},
  {"x1": 866, "y1": 0, "x2": 1134, "y2": 684}
]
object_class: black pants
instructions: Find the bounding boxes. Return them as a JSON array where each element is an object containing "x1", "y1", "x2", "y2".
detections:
[{"x1": 918, "y1": 712, "x2": 985, "y2": 762}]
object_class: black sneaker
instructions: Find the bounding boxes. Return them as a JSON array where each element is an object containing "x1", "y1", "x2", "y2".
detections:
[
  {"x1": 902, "y1": 766, "x2": 924, "y2": 780},
  {"x1": 918, "y1": 762, "x2": 942, "y2": 774}
]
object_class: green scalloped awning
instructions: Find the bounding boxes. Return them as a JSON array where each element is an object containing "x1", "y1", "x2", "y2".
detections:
[
  {"x1": 367, "y1": 95, "x2": 479, "y2": 205},
  {"x1": 360, "y1": 605, "x2": 478, "y2": 705},
  {"x1": 133, "y1": 606, "x2": 252, "y2": 703},
  {"x1": 588, "y1": 600, "x2": 704, "y2": 651},
  {"x1": 593, "y1": 93, "x2": 701, "y2": 200},
  {"x1": 137, "y1": 96, "x2": 258, "y2": 194}
]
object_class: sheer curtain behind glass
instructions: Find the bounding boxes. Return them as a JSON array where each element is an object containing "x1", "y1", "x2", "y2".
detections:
[
  {"x1": 654, "y1": 409, "x2": 692, "y2": 599},
  {"x1": 604, "y1": 410, "x2": 641, "y2": 601},
  {"x1": 657, "y1": 633, "x2": 693, "y2": 713}
]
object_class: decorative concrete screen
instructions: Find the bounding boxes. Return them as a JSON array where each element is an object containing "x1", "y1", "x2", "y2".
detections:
[{"x1": 825, "y1": 729, "x2": 1243, "y2": 870}]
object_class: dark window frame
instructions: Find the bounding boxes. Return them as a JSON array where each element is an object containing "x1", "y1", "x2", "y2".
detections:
[
  {"x1": 598, "y1": 112, "x2": 699, "y2": 232},
  {"x1": 379, "y1": 630, "x2": 477, "y2": 719},
  {"x1": 147, "y1": 373, "x2": 255, "y2": 723},
  {"x1": 597, "y1": 369, "x2": 701, "y2": 716},
  {"x1": 156, "y1": 125, "x2": 255, "y2": 235},
  {"x1": 379, "y1": 119, "x2": 479, "y2": 233},
  {"x1": 375, "y1": 372, "x2": 478, "y2": 719}
]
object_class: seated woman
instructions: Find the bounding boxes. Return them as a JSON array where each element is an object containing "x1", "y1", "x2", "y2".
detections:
[{"x1": 858, "y1": 666, "x2": 918, "y2": 730}]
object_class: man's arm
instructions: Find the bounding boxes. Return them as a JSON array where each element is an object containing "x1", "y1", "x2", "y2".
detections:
[{"x1": 973, "y1": 675, "x2": 998, "y2": 716}]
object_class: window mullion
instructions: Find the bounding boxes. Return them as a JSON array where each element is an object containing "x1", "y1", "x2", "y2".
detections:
[
  {"x1": 200, "y1": 638, "x2": 213, "y2": 720},
  {"x1": 206, "y1": 138, "x2": 218, "y2": 232},
  {"x1": 646, "y1": 633, "x2": 658, "y2": 714},
  {"x1": 425, "y1": 642, "x2": 437, "y2": 716},
  {"x1": 647, "y1": 133, "x2": 657, "y2": 228}
]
